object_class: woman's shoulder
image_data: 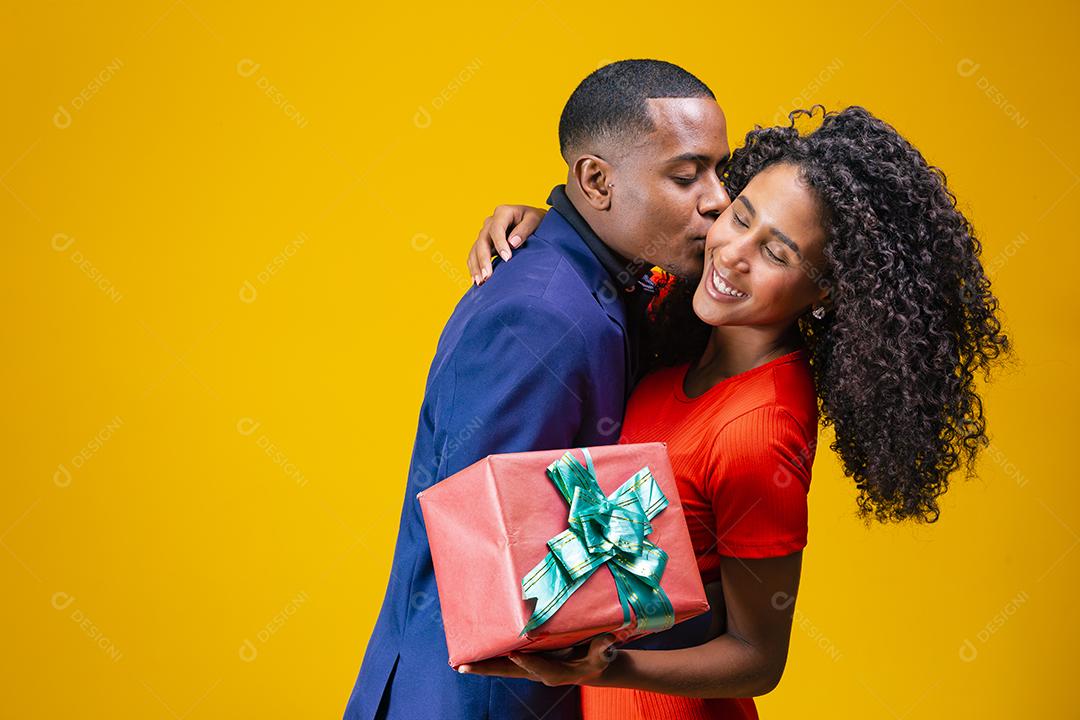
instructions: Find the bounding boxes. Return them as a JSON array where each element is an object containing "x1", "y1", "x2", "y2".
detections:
[
  {"x1": 708, "y1": 395, "x2": 818, "y2": 501},
  {"x1": 762, "y1": 349, "x2": 818, "y2": 431},
  {"x1": 713, "y1": 350, "x2": 817, "y2": 437}
]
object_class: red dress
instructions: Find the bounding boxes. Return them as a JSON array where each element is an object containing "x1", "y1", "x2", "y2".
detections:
[{"x1": 581, "y1": 349, "x2": 818, "y2": 719}]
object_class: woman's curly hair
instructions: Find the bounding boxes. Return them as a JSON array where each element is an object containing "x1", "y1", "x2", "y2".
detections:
[{"x1": 641, "y1": 105, "x2": 1010, "y2": 524}]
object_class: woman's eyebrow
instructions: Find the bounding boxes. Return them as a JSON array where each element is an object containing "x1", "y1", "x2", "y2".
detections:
[
  {"x1": 738, "y1": 196, "x2": 803, "y2": 257},
  {"x1": 771, "y1": 228, "x2": 803, "y2": 258}
]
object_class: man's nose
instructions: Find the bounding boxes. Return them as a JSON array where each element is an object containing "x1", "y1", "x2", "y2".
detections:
[
  {"x1": 717, "y1": 184, "x2": 732, "y2": 212},
  {"x1": 699, "y1": 180, "x2": 731, "y2": 218}
]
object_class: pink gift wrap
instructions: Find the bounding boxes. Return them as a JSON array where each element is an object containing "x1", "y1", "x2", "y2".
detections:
[{"x1": 417, "y1": 441, "x2": 710, "y2": 669}]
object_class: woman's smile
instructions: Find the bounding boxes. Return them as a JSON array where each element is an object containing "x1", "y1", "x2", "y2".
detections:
[{"x1": 704, "y1": 261, "x2": 750, "y2": 302}]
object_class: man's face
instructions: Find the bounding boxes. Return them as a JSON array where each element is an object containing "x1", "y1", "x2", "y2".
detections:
[{"x1": 608, "y1": 97, "x2": 731, "y2": 279}]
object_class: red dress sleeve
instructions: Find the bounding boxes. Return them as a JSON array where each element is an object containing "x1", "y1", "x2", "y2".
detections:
[{"x1": 705, "y1": 405, "x2": 815, "y2": 559}]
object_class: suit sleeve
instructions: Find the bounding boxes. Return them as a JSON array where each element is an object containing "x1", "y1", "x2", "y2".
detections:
[
  {"x1": 706, "y1": 406, "x2": 815, "y2": 559},
  {"x1": 432, "y1": 294, "x2": 591, "y2": 481}
]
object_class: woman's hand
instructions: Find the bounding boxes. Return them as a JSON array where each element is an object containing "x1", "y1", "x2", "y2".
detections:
[
  {"x1": 458, "y1": 633, "x2": 617, "y2": 686},
  {"x1": 463, "y1": 552, "x2": 801, "y2": 698},
  {"x1": 467, "y1": 204, "x2": 547, "y2": 286}
]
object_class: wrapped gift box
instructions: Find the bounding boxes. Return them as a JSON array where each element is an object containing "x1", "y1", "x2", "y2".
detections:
[{"x1": 417, "y1": 441, "x2": 710, "y2": 669}]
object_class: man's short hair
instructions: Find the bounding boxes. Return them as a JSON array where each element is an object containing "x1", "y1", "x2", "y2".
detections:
[{"x1": 558, "y1": 59, "x2": 715, "y2": 161}]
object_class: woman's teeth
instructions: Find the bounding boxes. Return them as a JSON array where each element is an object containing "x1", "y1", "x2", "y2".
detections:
[{"x1": 713, "y1": 268, "x2": 748, "y2": 298}]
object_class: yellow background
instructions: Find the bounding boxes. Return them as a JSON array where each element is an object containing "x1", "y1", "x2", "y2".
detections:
[{"x1": 3, "y1": 1, "x2": 1075, "y2": 717}]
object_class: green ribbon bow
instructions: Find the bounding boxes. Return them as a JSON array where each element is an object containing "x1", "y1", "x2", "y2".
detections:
[{"x1": 519, "y1": 448, "x2": 675, "y2": 637}]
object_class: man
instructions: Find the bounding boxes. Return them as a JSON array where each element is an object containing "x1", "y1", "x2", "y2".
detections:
[{"x1": 343, "y1": 59, "x2": 731, "y2": 720}]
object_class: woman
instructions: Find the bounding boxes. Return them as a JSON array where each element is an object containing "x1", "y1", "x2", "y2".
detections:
[{"x1": 459, "y1": 106, "x2": 1010, "y2": 718}]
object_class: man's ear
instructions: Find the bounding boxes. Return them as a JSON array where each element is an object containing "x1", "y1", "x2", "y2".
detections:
[{"x1": 571, "y1": 155, "x2": 614, "y2": 211}]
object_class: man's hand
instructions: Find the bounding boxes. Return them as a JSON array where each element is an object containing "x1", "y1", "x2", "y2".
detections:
[{"x1": 458, "y1": 633, "x2": 618, "y2": 687}]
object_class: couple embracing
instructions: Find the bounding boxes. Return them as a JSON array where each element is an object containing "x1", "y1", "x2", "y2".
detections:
[{"x1": 344, "y1": 59, "x2": 1008, "y2": 720}]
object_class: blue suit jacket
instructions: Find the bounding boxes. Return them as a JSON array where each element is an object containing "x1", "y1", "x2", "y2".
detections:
[{"x1": 343, "y1": 208, "x2": 634, "y2": 720}]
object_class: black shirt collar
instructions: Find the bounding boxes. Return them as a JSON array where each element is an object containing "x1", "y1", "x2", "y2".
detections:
[{"x1": 546, "y1": 185, "x2": 655, "y2": 298}]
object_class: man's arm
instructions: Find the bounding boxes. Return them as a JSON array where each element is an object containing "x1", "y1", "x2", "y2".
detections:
[{"x1": 432, "y1": 293, "x2": 591, "y2": 481}]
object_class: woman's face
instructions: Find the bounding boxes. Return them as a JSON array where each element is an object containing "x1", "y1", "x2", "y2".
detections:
[{"x1": 692, "y1": 162, "x2": 829, "y2": 330}]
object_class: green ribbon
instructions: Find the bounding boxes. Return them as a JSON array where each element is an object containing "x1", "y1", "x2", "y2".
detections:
[{"x1": 519, "y1": 448, "x2": 675, "y2": 637}]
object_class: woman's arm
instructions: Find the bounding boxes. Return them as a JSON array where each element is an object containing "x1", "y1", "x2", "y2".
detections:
[
  {"x1": 591, "y1": 551, "x2": 802, "y2": 697},
  {"x1": 463, "y1": 550, "x2": 802, "y2": 698}
]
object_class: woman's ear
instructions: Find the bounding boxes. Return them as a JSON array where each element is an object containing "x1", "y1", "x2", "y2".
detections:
[
  {"x1": 817, "y1": 286, "x2": 833, "y2": 311},
  {"x1": 572, "y1": 155, "x2": 614, "y2": 211}
]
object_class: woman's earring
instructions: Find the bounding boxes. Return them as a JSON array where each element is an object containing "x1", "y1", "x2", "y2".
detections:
[{"x1": 812, "y1": 305, "x2": 826, "y2": 319}]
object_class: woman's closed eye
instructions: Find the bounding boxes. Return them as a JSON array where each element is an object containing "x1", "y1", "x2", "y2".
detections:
[{"x1": 764, "y1": 245, "x2": 788, "y2": 265}]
